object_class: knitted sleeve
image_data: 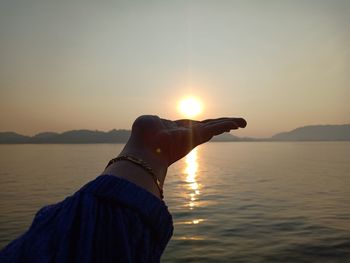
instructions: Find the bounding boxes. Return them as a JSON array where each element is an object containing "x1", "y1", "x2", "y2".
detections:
[{"x1": 0, "y1": 175, "x2": 173, "y2": 263}]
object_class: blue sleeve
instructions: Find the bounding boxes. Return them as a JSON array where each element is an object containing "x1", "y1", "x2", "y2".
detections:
[{"x1": 0, "y1": 175, "x2": 173, "y2": 263}]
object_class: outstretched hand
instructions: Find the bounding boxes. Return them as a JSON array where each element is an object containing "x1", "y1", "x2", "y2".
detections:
[{"x1": 121, "y1": 115, "x2": 247, "y2": 168}]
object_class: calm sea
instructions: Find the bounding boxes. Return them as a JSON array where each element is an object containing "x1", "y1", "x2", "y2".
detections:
[{"x1": 0, "y1": 142, "x2": 350, "y2": 262}]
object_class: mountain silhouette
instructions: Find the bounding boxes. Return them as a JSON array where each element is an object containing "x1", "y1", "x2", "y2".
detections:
[
  {"x1": 0, "y1": 129, "x2": 131, "y2": 144},
  {"x1": 272, "y1": 124, "x2": 350, "y2": 141},
  {"x1": 1, "y1": 124, "x2": 349, "y2": 144},
  {"x1": 0, "y1": 132, "x2": 31, "y2": 143},
  {"x1": 0, "y1": 129, "x2": 239, "y2": 144}
]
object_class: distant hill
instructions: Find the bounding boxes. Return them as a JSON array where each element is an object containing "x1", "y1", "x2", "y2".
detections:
[
  {"x1": 1, "y1": 124, "x2": 349, "y2": 143},
  {"x1": 0, "y1": 129, "x2": 239, "y2": 144},
  {"x1": 211, "y1": 133, "x2": 240, "y2": 141},
  {"x1": 0, "y1": 129, "x2": 131, "y2": 144},
  {"x1": 272, "y1": 124, "x2": 350, "y2": 141},
  {"x1": 0, "y1": 132, "x2": 30, "y2": 143}
]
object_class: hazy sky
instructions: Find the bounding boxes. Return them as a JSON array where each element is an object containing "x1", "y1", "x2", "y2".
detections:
[{"x1": 1, "y1": 0, "x2": 349, "y2": 137}]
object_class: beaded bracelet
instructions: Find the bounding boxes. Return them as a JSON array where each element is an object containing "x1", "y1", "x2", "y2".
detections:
[{"x1": 106, "y1": 155, "x2": 164, "y2": 199}]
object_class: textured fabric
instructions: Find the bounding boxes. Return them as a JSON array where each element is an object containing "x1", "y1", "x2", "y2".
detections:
[{"x1": 0, "y1": 175, "x2": 173, "y2": 263}]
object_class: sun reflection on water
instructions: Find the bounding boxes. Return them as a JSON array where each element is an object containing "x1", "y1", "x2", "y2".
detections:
[{"x1": 184, "y1": 148, "x2": 200, "y2": 210}]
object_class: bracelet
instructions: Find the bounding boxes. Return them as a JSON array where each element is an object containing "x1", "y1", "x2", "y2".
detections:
[{"x1": 105, "y1": 155, "x2": 164, "y2": 199}]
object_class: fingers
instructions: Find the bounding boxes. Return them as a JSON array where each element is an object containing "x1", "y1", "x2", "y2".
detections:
[
  {"x1": 172, "y1": 117, "x2": 247, "y2": 129},
  {"x1": 204, "y1": 120, "x2": 239, "y2": 135},
  {"x1": 174, "y1": 119, "x2": 200, "y2": 128},
  {"x1": 201, "y1": 117, "x2": 231, "y2": 123},
  {"x1": 192, "y1": 119, "x2": 245, "y2": 146},
  {"x1": 201, "y1": 117, "x2": 247, "y2": 128}
]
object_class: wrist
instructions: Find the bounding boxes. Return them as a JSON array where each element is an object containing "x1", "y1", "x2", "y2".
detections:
[
  {"x1": 119, "y1": 147, "x2": 168, "y2": 186},
  {"x1": 102, "y1": 146, "x2": 168, "y2": 200},
  {"x1": 104, "y1": 160, "x2": 163, "y2": 199}
]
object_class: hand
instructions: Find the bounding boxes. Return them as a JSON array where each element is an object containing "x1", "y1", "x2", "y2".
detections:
[
  {"x1": 120, "y1": 115, "x2": 247, "y2": 169},
  {"x1": 107, "y1": 115, "x2": 247, "y2": 198}
]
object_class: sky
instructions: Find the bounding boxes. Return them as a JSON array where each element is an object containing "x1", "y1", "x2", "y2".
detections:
[{"x1": 1, "y1": 0, "x2": 349, "y2": 138}]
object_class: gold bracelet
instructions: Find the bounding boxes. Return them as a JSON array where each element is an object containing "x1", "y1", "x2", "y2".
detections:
[{"x1": 106, "y1": 155, "x2": 164, "y2": 199}]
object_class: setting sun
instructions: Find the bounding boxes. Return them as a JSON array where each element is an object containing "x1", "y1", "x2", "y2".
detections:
[{"x1": 178, "y1": 97, "x2": 203, "y2": 118}]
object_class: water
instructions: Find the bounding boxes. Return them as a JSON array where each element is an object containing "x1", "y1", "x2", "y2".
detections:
[{"x1": 0, "y1": 142, "x2": 350, "y2": 262}]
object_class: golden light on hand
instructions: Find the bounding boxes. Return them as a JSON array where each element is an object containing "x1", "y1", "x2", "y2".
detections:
[{"x1": 178, "y1": 97, "x2": 202, "y2": 118}]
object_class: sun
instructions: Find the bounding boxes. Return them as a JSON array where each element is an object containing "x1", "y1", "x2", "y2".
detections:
[{"x1": 178, "y1": 97, "x2": 203, "y2": 118}]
